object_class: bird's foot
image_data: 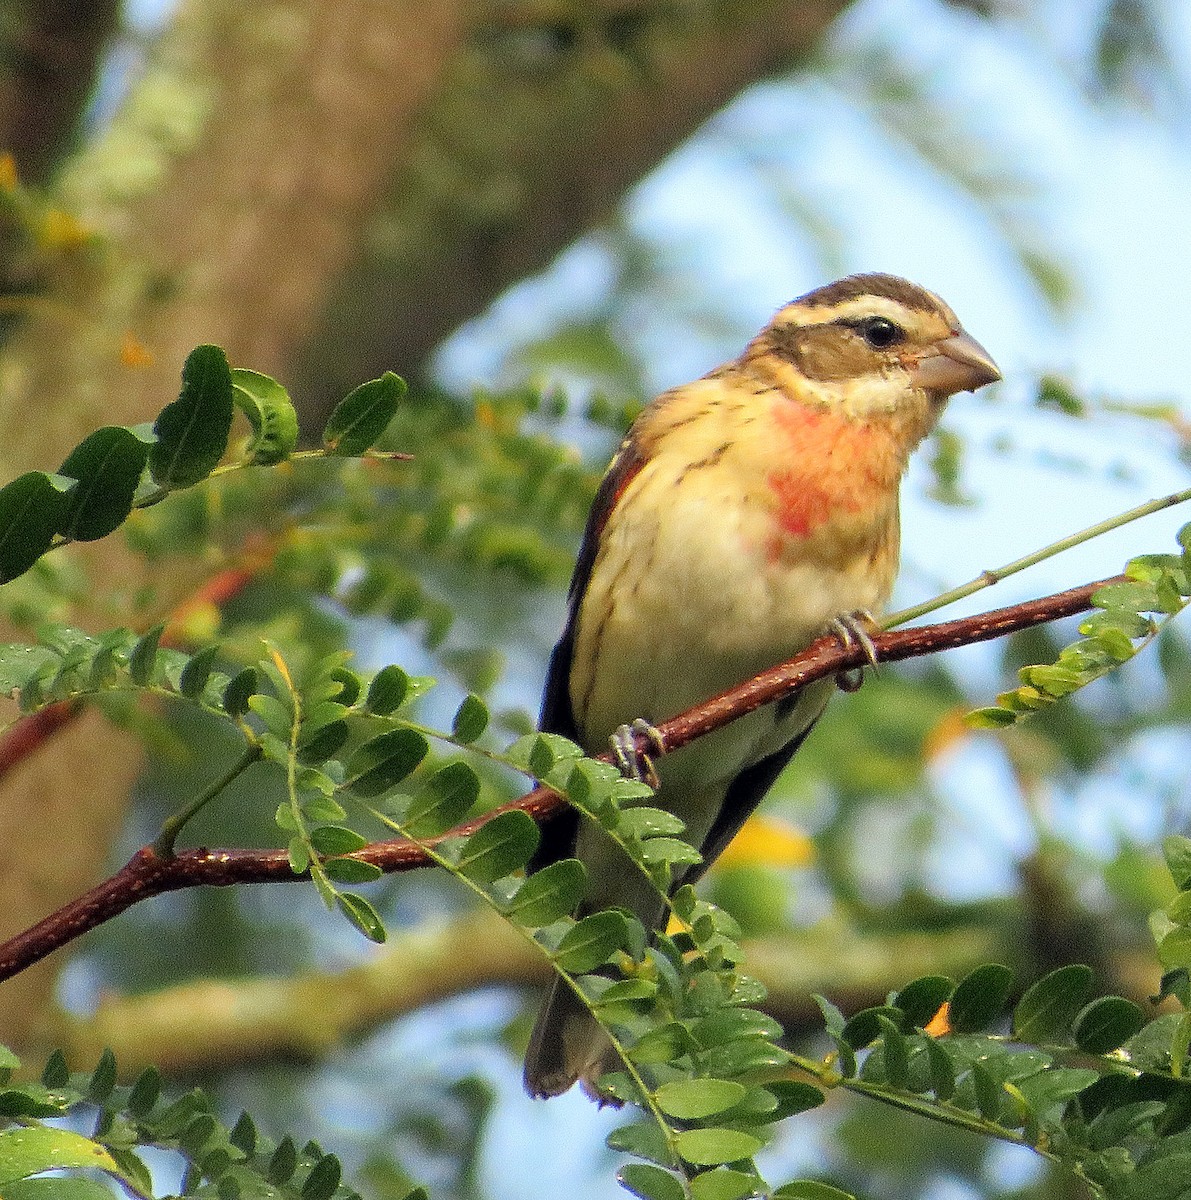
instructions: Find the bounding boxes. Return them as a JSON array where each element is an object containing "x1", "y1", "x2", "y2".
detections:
[
  {"x1": 829, "y1": 610, "x2": 880, "y2": 693},
  {"x1": 610, "y1": 718, "x2": 666, "y2": 789}
]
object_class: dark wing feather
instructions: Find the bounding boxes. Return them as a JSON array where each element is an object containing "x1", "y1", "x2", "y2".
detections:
[
  {"x1": 683, "y1": 717, "x2": 819, "y2": 884},
  {"x1": 531, "y1": 435, "x2": 647, "y2": 871}
]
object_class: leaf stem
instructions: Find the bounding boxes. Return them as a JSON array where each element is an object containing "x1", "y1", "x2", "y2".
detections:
[
  {"x1": 152, "y1": 742, "x2": 261, "y2": 857},
  {"x1": 130, "y1": 447, "x2": 412, "y2": 511},
  {"x1": 885, "y1": 486, "x2": 1191, "y2": 629}
]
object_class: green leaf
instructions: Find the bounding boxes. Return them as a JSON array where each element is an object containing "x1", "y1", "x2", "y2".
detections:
[
  {"x1": 924, "y1": 1037, "x2": 956, "y2": 1100},
  {"x1": 842, "y1": 1006, "x2": 904, "y2": 1049},
  {"x1": 1092, "y1": 580, "x2": 1161, "y2": 613},
  {"x1": 323, "y1": 372, "x2": 406, "y2": 455},
  {"x1": 969, "y1": 1061, "x2": 1003, "y2": 1120},
  {"x1": 628, "y1": 1022, "x2": 697, "y2": 1066},
  {"x1": 303, "y1": 791, "x2": 346, "y2": 821},
  {"x1": 948, "y1": 963, "x2": 1012, "y2": 1033},
  {"x1": 1086, "y1": 1099, "x2": 1166, "y2": 1152},
  {"x1": 297, "y1": 719, "x2": 349, "y2": 765},
  {"x1": 1013, "y1": 964, "x2": 1093, "y2": 1043},
  {"x1": 347, "y1": 728, "x2": 428, "y2": 796},
  {"x1": 761, "y1": 1081, "x2": 824, "y2": 1121},
  {"x1": 617, "y1": 807, "x2": 686, "y2": 839},
  {"x1": 690, "y1": 1169, "x2": 763, "y2": 1200},
  {"x1": 0, "y1": 1088, "x2": 66, "y2": 1120},
  {"x1": 323, "y1": 857, "x2": 383, "y2": 884},
  {"x1": 336, "y1": 892, "x2": 386, "y2": 943},
  {"x1": 877, "y1": 1016, "x2": 909, "y2": 1089},
  {"x1": 774, "y1": 1184, "x2": 857, "y2": 1200},
  {"x1": 249, "y1": 693, "x2": 294, "y2": 737},
  {"x1": 504, "y1": 859, "x2": 584, "y2": 927},
  {"x1": 87, "y1": 1048, "x2": 116, "y2": 1100},
  {"x1": 126, "y1": 1066, "x2": 161, "y2": 1117},
  {"x1": 674, "y1": 1128, "x2": 763, "y2": 1167},
  {"x1": 1013, "y1": 1066, "x2": 1099, "y2": 1115},
  {"x1": 692, "y1": 1008, "x2": 782, "y2": 1046},
  {"x1": 149, "y1": 344, "x2": 234, "y2": 488},
  {"x1": 365, "y1": 664, "x2": 408, "y2": 714},
  {"x1": 456, "y1": 810, "x2": 539, "y2": 883},
  {"x1": 229, "y1": 1112, "x2": 257, "y2": 1155},
  {"x1": 57, "y1": 426, "x2": 152, "y2": 541},
  {"x1": 1131, "y1": 1154, "x2": 1191, "y2": 1200},
  {"x1": 403, "y1": 760, "x2": 479, "y2": 837},
  {"x1": 639, "y1": 837, "x2": 702, "y2": 867},
  {"x1": 288, "y1": 837, "x2": 310, "y2": 875},
  {"x1": 268, "y1": 1137, "x2": 298, "y2": 1185},
  {"x1": 813, "y1": 994, "x2": 847, "y2": 1038},
  {"x1": 894, "y1": 975, "x2": 953, "y2": 1028},
  {"x1": 654, "y1": 1079, "x2": 747, "y2": 1120},
  {"x1": 230, "y1": 368, "x2": 299, "y2": 464},
  {"x1": 1165, "y1": 835, "x2": 1191, "y2": 890},
  {"x1": 595, "y1": 979, "x2": 658, "y2": 1005},
  {"x1": 965, "y1": 705, "x2": 1019, "y2": 729},
  {"x1": 301, "y1": 1153, "x2": 341, "y2": 1200},
  {"x1": 0, "y1": 472, "x2": 74, "y2": 583},
  {"x1": 329, "y1": 666, "x2": 361, "y2": 707},
  {"x1": 2, "y1": 1178, "x2": 123, "y2": 1200},
  {"x1": 222, "y1": 667, "x2": 259, "y2": 715},
  {"x1": 40, "y1": 1051, "x2": 67, "y2": 1088},
  {"x1": 178, "y1": 644, "x2": 220, "y2": 697},
  {"x1": 0, "y1": 1128, "x2": 119, "y2": 1186},
  {"x1": 607, "y1": 1122, "x2": 673, "y2": 1167},
  {"x1": 127, "y1": 624, "x2": 164, "y2": 686},
  {"x1": 553, "y1": 910, "x2": 629, "y2": 973},
  {"x1": 309, "y1": 825, "x2": 368, "y2": 856},
  {"x1": 1159, "y1": 927, "x2": 1191, "y2": 970},
  {"x1": 1072, "y1": 995, "x2": 1146, "y2": 1054},
  {"x1": 618, "y1": 1164, "x2": 686, "y2": 1200},
  {"x1": 452, "y1": 694, "x2": 489, "y2": 743},
  {"x1": 701, "y1": 1039, "x2": 791, "y2": 1079}
]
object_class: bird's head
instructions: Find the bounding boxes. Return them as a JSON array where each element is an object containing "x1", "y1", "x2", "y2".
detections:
[{"x1": 746, "y1": 273, "x2": 1001, "y2": 419}]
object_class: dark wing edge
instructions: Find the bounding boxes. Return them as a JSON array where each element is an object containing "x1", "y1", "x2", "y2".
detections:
[
  {"x1": 531, "y1": 434, "x2": 647, "y2": 871},
  {"x1": 684, "y1": 717, "x2": 820, "y2": 884}
]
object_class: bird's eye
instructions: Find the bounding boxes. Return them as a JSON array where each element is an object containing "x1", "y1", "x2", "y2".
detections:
[{"x1": 855, "y1": 316, "x2": 904, "y2": 349}]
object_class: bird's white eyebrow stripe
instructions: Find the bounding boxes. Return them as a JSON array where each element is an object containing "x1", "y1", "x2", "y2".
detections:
[{"x1": 778, "y1": 293, "x2": 957, "y2": 329}]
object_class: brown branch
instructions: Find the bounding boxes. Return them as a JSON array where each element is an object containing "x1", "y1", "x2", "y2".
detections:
[{"x1": 0, "y1": 575, "x2": 1119, "y2": 984}]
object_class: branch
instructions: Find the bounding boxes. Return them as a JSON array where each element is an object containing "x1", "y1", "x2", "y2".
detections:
[
  {"x1": 49, "y1": 910, "x2": 1000, "y2": 1075},
  {"x1": 0, "y1": 575, "x2": 1118, "y2": 984}
]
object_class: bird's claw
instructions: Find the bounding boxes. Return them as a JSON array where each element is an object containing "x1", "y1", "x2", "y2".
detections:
[
  {"x1": 610, "y1": 718, "x2": 665, "y2": 789},
  {"x1": 829, "y1": 610, "x2": 880, "y2": 693}
]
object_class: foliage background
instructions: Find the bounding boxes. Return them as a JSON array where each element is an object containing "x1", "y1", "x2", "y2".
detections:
[{"x1": 3, "y1": 1, "x2": 1191, "y2": 1197}]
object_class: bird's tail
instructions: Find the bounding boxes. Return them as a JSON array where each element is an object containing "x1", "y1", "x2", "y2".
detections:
[{"x1": 523, "y1": 973, "x2": 611, "y2": 1099}]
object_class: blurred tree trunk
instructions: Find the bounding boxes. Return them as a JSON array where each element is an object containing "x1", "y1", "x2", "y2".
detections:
[
  {"x1": 0, "y1": 1, "x2": 121, "y2": 183},
  {"x1": 0, "y1": 0, "x2": 852, "y2": 1046}
]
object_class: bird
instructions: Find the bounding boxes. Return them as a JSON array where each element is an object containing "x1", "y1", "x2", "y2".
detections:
[{"x1": 522, "y1": 272, "x2": 1001, "y2": 1099}]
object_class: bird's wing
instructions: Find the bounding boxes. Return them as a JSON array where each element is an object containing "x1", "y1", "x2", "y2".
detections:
[
  {"x1": 532, "y1": 435, "x2": 646, "y2": 870},
  {"x1": 686, "y1": 717, "x2": 819, "y2": 881}
]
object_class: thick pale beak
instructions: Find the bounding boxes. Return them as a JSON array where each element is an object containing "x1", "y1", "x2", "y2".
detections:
[{"x1": 910, "y1": 331, "x2": 1001, "y2": 398}]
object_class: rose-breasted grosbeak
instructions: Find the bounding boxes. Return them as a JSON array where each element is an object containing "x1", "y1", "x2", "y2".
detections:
[{"x1": 523, "y1": 273, "x2": 1000, "y2": 1098}]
